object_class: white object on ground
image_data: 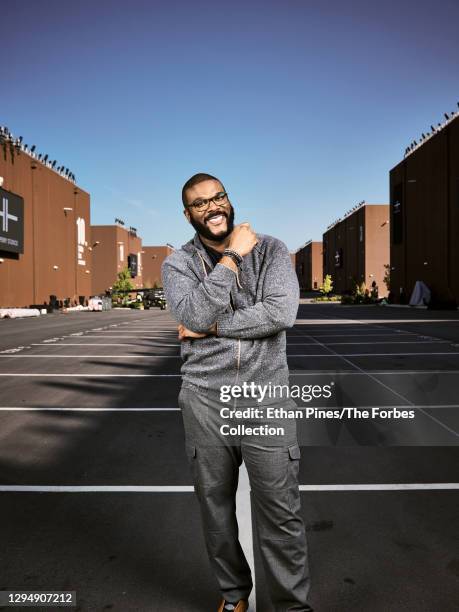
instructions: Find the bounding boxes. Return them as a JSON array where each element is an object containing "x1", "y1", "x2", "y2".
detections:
[
  {"x1": 409, "y1": 280, "x2": 431, "y2": 306},
  {"x1": 0, "y1": 308, "x2": 40, "y2": 319}
]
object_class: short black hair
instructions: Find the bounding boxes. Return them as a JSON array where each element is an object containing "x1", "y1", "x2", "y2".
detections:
[{"x1": 181, "y1": 173, "x2": 225, "y2": 207}]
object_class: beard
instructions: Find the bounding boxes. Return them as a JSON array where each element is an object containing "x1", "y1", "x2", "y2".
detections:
[{"x1": 189, "y1": 205, "x2": 235, "y2": 243}]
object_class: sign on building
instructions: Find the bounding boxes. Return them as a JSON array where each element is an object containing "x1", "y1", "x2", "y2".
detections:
[
  {"x1": 0, "y1": 187, "x2": 24, "y2": 254},
  {"x1": 128, "y1": 253, "x2": 138, "y2": 278},
  {"x1": 334, "y1": 248, "x2": 343, "y2": 268},
  {"x1": 76, "y1": 216, "x2": 86, "y2": 265}
]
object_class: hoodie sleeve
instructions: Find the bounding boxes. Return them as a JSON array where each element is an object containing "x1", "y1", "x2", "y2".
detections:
[
  {"x1": 161, "y1": 253, "x2": 237, "y2": 333},
  {"x1": 215, "y1": 239, "x2": 299, "y2": 339}
]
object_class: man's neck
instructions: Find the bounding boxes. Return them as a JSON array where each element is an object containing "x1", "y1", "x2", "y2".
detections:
[{"x1": 198, "y1": 233, "x2": 232, "y2": 253}]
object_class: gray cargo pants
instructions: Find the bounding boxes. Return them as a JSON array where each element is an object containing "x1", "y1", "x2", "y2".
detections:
[{"x1": 178, "y1": 386, "x2": 312, "y2": 612}]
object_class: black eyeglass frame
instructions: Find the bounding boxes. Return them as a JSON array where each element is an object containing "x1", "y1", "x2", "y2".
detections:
[{"x1": 185, "y1": 191, "x2": 229, "y2": 212}]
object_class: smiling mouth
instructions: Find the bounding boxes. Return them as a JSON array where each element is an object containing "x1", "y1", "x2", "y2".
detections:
[{"x1": 206, "y1": 214, "x2": 227, "y2": 227}]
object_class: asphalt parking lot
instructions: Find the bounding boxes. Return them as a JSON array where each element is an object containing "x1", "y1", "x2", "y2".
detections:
[{"x1": 0, "y1": 304, "x2": 458, "y2": 611}]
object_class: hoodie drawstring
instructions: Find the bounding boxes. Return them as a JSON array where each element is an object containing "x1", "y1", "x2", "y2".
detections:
[{"x1": 198, "y1": 251, "x2": 242, "y2": 289}]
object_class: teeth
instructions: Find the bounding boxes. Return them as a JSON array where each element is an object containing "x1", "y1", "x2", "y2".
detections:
[{"x1": 207, "y1": 215, "x2": 225, "y2": 225}]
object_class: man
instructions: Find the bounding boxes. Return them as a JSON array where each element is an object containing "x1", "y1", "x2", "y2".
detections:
[{"x1": 161, "y1": 173, "x2": 313, "y2": 612}]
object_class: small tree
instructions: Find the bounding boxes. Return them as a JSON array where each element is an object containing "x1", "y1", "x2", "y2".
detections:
[
  {"x1": 111, "y1": 267, "x2": 134, "y2": 306},
  {"x1": 320, "y1": 274, "x2": 333, "y2": 297},
  {"x1": 351, "y1": 279, "x2": 367, "y2": 304}
]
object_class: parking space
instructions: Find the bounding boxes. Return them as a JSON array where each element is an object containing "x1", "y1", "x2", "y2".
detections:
[{"x1": 0, "y1": 305, "x2": 458, "y2": 611}]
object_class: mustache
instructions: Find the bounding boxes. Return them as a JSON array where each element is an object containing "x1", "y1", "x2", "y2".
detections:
[{"x1": 205, "y1": 211, "x2": 228, "y2": 222}]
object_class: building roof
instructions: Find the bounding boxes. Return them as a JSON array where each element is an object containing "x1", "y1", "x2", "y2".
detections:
[
  {"x1": 401, "y1": 105, "x2": 459, "y2": 162},
  {"x1": 0, "y1": 125, "x2": 79, "y2": 185}
]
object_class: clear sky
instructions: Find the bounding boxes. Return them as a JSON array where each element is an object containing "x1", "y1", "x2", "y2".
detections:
[{"x1": 2, "y1": 0, "x2": 458, "y2": 250}]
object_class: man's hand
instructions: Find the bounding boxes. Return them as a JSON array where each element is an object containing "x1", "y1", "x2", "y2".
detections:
[
  {"x1": 178, "y1": 323, "x2": 217, "y2": 340},
  {"x1": 228, "y1": 223, "x2": 258, "y2": 257}
]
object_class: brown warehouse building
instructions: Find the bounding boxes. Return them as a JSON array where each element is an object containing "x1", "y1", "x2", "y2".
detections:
[
  {"x1": 294, "y1": 240, "x2": 323, "y2": 291},
  {"x1": 0, "y1": 130, "x2": 91, "y2": 308},
  {"x1": 390, "y1": 110, "x2": 459, "y2": 305},
  {"x1": 323, "y1": 203, "x2": 390, "y2": 297},
  {"x1": 91, "y1": 224, "x2": 144, "y2": 295},
  {"x1": 142, "y1": 245, "x2": 174, "y2": 288}
]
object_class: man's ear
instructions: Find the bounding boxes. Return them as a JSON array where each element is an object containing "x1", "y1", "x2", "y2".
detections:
[{"x1": 183, "y1": 208, "x2": 191, "y2": 223}]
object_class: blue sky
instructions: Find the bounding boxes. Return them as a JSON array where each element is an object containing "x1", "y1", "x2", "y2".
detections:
[{"x1": 2, "y1": 0, "x2": 459, "y2": 250}]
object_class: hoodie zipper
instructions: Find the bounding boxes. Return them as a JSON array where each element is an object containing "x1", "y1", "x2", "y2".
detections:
[{"x1": 197, "y1": 251, "x2": 241, "y2": 389}]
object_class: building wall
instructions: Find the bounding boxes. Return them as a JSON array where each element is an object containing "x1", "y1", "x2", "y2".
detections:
[
  {"x1": 390, "y1": 114, "x2": 459, "y2": 303},
  {"x1": 364, "y1": 205, "x2": 390, "y2": 297},
  {"x1": 323, "y1": 204, "x2": 389, "y2": 296},
  {"x1": 450, "y1": 116, "x2": 459, "y2": 302},
  {"x1": 311, "y1": 242, "x2": 323, "y2": 289},
  {"x1": 295, "y1": 241, "x2": 323, "y2": 290},
  {"x1": 142, "y1": 245, "x2": 174, "y2": 288},
  {"x1": 90, "y1": 226, "x2": 117, "y2": 295},
  {"x1": 91, "y1": 225, "x2": 143, "y2": 295},
  {"x1": 0, "y1": 146, "x2": 91, "y2": 308}
]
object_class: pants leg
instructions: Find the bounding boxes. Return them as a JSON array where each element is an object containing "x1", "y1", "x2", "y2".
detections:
[
  {"x1": 242, "y1": 440, "x2": 312, "y2": 612},
  {"x1": 180, "y1": 388, "x2": 253, "y2": 602}
]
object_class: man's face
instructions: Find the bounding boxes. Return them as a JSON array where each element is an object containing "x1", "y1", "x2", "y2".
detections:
[{"x1": 184, "y1": 179, "x2": 235, "y2": 242}]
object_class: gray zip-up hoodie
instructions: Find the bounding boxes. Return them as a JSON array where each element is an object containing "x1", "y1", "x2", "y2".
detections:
[{"x1": 161, "y1": 231, "x2": 299, "y2": 405}]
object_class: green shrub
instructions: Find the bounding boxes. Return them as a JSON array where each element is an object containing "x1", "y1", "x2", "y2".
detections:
[
  {"x1": 313, "y1": 295, "x2": 341, "y2": 302},
  {"x1": 319, "y1": 274, "x2": 333, "y2": 296}
]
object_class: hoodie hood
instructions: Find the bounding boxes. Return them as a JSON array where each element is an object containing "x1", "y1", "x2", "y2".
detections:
[
  {"x1": 182, "y1": 231, "x2": 265, "y2": 270},
  {"x1": 181, "y1": 232, "x2": 217, "y2": 273},
  {"x1": 182, "y1": 232, "x2": 243, "y2": 286}
]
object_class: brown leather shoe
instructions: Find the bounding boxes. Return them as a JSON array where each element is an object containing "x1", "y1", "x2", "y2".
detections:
[{"x1": 217, "y1": 599, "x2": 248, "y2": 612}]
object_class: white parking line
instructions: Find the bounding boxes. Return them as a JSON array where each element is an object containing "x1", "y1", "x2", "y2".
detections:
[
  {"x1": 311, "y1": 340, "x2": 450, "y2": 345},
  {"x1": 28, "y1": 341, "x2": 450, "y2": 347},
  {"x1": 68, "y1": 335, "x2": 178, "y2": 338},
  {"x1": 0, "y1": 407, "x2": 182, "y2": 411},
  {"x1": 289, "y1": 333, "x2": 414, "y2": 338},
  {"x1": 0, "y1": 485, "x2": 193, "y2": 492},
  {"x1": 0, "y1": 405, "x2": 457, "y2": 412},
  {"x1": 31, "y1": 343, "x2": 180, "y2": 347},
  {"x1": 293, "y1": 329, "x2": 459, "y2": 438},
  {"x1": 0, "y1": 373, "x2": 182, "y2": 377},
  {"x1": 290, "y1": 370, "x2": 459, "y2": 375},
  {"x1": 2, "y1": 352, "x2": 459, "y2": 358},
  {"x1": 1, "y1": 371, "x2": 459, "y2": 377},
  {"x1": 294, "y1": 320, "x2": 370, "y2": 325},
  {"x1": 298, "y1": 483, "x2": 459, "y2": 491},
  {"x1": 86, "y1": 331, "x2": 179, "y2": 334},
  {"x1": 295, "y1": 319, "x2": 459, "y2": 324},
  {"x1": 0, "y1": 483, "x2": 457, "y2": 492},
  {"x1": 0, "y1": 354, "x2": 181, "y2": 358},
  {"x1": 96, "y1": 329, "x2": 179, "y2": 332},
  {"x1": 288, "y1": 352, "x2": 459, "y2": 357},
  {"x1": 118, "y1": 327, "x2": 180, "y2": 330}
]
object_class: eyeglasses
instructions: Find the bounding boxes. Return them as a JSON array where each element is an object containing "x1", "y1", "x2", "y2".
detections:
[{"x1": 186, "y1": 192, "x2": 229, "y2": 212}]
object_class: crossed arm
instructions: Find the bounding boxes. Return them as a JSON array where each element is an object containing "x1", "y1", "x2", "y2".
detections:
[{"x1": 161, "y1": 240, "x2": 299, "y2": 341}]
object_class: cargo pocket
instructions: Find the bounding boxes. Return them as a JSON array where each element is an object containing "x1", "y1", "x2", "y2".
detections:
[{"x1": 287, "y1": 444, "x2": 301, "y2": 515}]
